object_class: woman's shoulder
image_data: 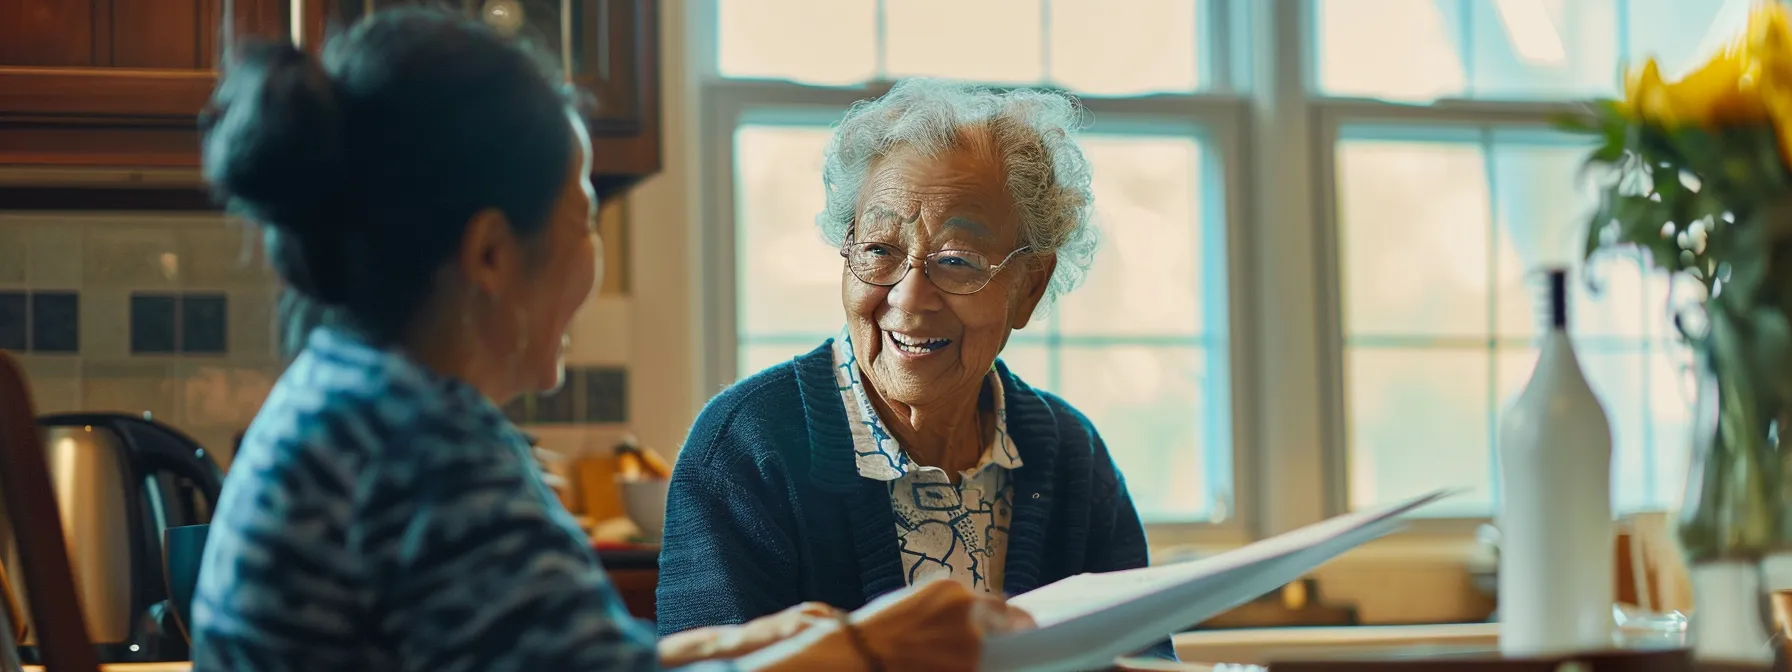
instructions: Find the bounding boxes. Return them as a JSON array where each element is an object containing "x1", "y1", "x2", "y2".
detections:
[
  {"x1": 995, "y1": 363, "x2": 1119, "y2": 471},
  {"x1": 995, "y1": 362, "x2": 1098, "y2": 432},
  {"x1": 682, "y1": 351, "x2": 815, "y2": 466}
]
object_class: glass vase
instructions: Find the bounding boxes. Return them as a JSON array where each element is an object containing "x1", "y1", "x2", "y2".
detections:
[{"x1": 1680, "y1": 345, "x2": 1788, "y2": 666}]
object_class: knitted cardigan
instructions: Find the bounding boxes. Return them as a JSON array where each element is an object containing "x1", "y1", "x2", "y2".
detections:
[{"x1": 654, "y1": 341, "x2": 1171, "y2": 658}]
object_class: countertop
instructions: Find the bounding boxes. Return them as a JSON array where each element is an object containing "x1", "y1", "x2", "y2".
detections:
[
  {"x1": 1173, "y1": 623, "x2": 1499, "y2": 665},
  {"x1": 14, "y1": 624, "x2": 1499, "y2": 672}
]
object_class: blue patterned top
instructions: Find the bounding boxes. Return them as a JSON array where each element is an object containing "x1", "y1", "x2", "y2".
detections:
[
  {"x1": 831, "y1": 328, "x2": 1021, "y2": 593},
  {"x1": 189, "y1": 327, "x2": 728, "y2": 672}
]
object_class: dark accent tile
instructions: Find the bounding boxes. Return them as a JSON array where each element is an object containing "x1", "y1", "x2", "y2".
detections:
[
  {"x1": 501, "y1": 395, "x2": 531, "y2": 425},
  {"x1": 533, "y1": 369, "x2": 582, "y2": 423},
  {"x1": 583, "y1": 366, "x2": 627, "y2": 423},
  {"x1": 30, "y1": 291, "x2": 78, "y2": 353},
  {"x1": 0, "y1": 292, "x2": 24, "y2": 351},
  {"x1": 181, "y1": 293, "x2": 228, "y2": 355},
  {"x1": 130, "y1": 293, "x2": 178, "y2": 354}
]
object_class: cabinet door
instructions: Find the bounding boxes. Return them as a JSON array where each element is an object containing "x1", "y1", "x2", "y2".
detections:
[
  {"x1": 0, "y1": 0, "x2": 291, "y2": 168},
  {"x1": 331, "y1": 0, "x2": 661, "y2": 184},
  {"x1": 577, "y1": 0, "x2": 660, "y2": 182}
]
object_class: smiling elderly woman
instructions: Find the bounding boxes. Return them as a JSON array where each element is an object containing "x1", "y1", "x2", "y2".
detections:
[{"x1": 657, "y1": 79, "x2": 1167, "y2": 657}]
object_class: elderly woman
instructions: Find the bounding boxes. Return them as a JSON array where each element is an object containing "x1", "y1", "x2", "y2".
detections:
[{"x1": 658, "y1": 79, "x2": 1168, "y2": 657}]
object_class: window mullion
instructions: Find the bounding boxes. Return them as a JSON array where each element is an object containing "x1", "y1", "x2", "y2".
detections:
[{"x1": 1247, "y1": 0, "x2": 1330, "y2": 537}]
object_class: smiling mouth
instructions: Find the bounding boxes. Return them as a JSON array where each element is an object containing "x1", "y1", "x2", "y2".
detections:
[{"x1": 887, "y1": 332, "x2": 952, "y2": 356}]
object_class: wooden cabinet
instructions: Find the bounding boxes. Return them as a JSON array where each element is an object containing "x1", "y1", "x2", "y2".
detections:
[
  {"x1": 0, "y1": 0, "x2": 660, "y2": 202},
  {"x1": 324, "y1": 0, "x2": 661, "y2": 195},
  {"x1": 0, "y1": 0, "x2": 291, "y2": 169}
]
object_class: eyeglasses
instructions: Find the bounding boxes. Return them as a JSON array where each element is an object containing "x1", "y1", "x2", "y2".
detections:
[{"x1": 839, "y1": 239, "x2": 1033, "y2": 295}]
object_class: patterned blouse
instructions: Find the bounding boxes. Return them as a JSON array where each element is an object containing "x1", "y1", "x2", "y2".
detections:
[
  {"x1": 189, "y1": 327, "x2": 728, "y2": 672},
  {"x1": 831, "y1": 328, "x2": 1022, "y2": 594}
]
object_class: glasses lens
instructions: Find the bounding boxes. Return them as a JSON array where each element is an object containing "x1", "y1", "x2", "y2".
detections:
[
  {"x1": 927, "y1": 250, "x2": 994, "y2": 294},
  {"x1": 847, "y1": 243, "x2": 906, "y2": 285}
]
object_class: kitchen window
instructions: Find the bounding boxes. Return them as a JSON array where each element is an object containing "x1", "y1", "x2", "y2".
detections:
[
  {"x1": 700, "y1": 0, "x2": 1246, "y2": 534},
  {"x1": 1315, "y1": 0, "x2": 1755, "y2": 521},
  {"x1": 695, "y1": 0, "x2": 1759, "y2": 542}
]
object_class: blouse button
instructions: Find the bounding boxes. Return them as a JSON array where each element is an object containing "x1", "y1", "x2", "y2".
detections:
[{"x1": 1031, "y1": 493, "x2": 1041, "y2": 500}]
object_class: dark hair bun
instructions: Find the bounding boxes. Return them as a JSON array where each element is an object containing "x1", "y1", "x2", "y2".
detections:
[
  {"x1": 200, "y1": 41, "x2": 344, "y2": 235},
  {"x1": 199, "y1": 8, "x2": 581, "y2": 347}
]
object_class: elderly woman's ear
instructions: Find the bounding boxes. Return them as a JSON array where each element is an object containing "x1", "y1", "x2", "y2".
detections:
[{"x1": 1008, "y1": 253, "x2": 1057, "y2": 331}]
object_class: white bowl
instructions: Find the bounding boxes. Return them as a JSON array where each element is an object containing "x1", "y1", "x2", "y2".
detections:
[{"x1": 620, "y1": 479, "x2": 671, "y2": 542}]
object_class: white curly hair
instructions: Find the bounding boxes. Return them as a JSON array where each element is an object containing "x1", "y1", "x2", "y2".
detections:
[{"x1": 816, "y1": 78, "x2": 1099, "y2": 305}]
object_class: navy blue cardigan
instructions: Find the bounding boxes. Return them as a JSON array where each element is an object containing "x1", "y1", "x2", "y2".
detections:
[{"x1": 655, "y1": 341, "x2": 1159, "y2": 644}]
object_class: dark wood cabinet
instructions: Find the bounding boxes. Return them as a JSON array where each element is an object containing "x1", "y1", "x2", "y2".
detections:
[
  {"x1": 0, "y1": 0, "x2": 290, "y2": 169},
  {"x1": 323, "y1": 0, "x2": 661, "y2": 193},
  {"x1": 0, "y1": 0, "x2": 660, "y2": 204}
]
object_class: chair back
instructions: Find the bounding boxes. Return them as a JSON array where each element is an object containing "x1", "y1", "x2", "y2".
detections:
[{"x1": 0, "y1": 352, "x2": 101, "y2": 672}]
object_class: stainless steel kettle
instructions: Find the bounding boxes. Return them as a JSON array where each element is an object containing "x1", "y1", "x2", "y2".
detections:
[{"x1": 0, "y1": 412, "x2": 222, "y2": 664}]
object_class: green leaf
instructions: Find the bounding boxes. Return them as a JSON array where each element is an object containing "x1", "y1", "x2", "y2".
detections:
[
  {"x1": 1552, "y1": 107, "x2": 1603, "y2": 135},
  {"x1": 1746, "y1": 307, "x2": 1792, "y2": 405}
]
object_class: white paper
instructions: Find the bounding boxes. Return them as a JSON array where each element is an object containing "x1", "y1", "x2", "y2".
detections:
[{"x1": 982, "y1": 489, "x2": 1452, "y2": 672}]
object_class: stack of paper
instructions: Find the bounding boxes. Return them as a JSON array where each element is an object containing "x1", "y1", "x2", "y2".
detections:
[{"x1": 982, "y1": 490, "x2": 1452, "y2": 672}]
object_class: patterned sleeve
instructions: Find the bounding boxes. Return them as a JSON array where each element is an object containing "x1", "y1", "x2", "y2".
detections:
[{"x1": 359, "y1": 438, "x2": 732, "y2": 672}]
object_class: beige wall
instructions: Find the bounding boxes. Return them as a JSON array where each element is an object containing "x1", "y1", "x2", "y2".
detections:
[{"x1": 625, "y1": 0, "x2": 706, "y2": 459}]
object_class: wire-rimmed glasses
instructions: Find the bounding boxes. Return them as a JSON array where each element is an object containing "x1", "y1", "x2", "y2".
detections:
[{"x1": 839, "y1": 239, "x2": 1033, "y2": 295}]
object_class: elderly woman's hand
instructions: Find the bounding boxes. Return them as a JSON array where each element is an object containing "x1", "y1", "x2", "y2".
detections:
[{"x1": 847, "y1": 577, "x2": 1036, "y2": 671}]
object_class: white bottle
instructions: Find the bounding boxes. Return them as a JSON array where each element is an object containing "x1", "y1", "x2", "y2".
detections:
[{"x1": 1496, "y1": 268, "x2": 1615, "y2": 657}]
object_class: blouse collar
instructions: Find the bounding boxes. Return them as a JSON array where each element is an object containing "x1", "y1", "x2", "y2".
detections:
[{"x1": 830, "y1": 327, "x2": 1024, "y2": 482}]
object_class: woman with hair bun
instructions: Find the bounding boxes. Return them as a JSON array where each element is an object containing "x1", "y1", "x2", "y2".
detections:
[{"x1": 188, "y1": 9, "x2": 1029, "y2": 672}]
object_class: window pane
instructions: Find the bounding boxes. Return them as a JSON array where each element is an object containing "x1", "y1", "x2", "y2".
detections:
[
  {"x1": 1467, "y1": 0, "x2": 1620, "y2": 100},
  {"x1": 1337, "y1": 133, "x2": 1491, "y2": 337},
  {"x1": 730, "y1": 120, "x2": 1230, "y2": 524},
  {"x1": 1058, "y1": 134, "x2": 1208, "y2": 337},
  {"x1": 1047, "y1": 0, "x2": 1201, "y2": 95},
  {"x1": 1315, "y1": 0, "x2": 1470, "y2": 101},
  {"x1": 1314, "y1": 0, "x2": 1757, "y2": 101},
  {"x1": 1057, "y1": 345, "x2": 1214, "y2": 522},
  {"x1": 1338, "y1": 124, "x2": 1686, "y2": 517},
  {"x1": 885, "y1": 0, "x2": 1044, "y2": 84},
  {"x1": 718, "y1": 0, "x2": 877, "y2": 85},
  {"x1": 733, "y1": 125, "x2": 843, "y2": 337},
  {"x1": 1347, "y1": 347, "x2": 1493, "y2": 516},
  {"x1": 1648, "y1": 345, "x2": 1696, "y2": 510},
  {"x1": 1627, "y1": 0, "x2": 1754, "y2": 79},
  {"x1": 998, "y1": 340, "x2": 1053, "y2": 390},
  {"x1": 1486, "y1": 131, "x2": 1658, "y2": 339}
]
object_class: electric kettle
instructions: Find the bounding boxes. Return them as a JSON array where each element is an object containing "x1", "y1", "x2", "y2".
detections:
[{"x1": 0, "y1": 412, "x2": 223, "y2": 663}]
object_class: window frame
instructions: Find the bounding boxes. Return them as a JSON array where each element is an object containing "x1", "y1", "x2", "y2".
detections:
[
  {"x1": 688, "y1": 0, "x2": 1686, "y2": 548},
  {"x1": 695, "y1": 0, "x2": 1258, "y2": 545},
  {"x1": 1311, "y1": 99, "x2": 1586, "y2": 535}
]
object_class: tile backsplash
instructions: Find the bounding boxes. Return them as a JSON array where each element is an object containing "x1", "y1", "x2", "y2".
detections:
[
  {"x1": 0, "y1": 211, "x2": 632, "y2": 468},
  {"x1": 0, "y1": 212, "x2": 281, "y2": 467}
]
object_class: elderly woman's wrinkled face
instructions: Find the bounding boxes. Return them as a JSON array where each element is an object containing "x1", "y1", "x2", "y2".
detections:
[{"x1": 844, "y1": 140, "x2": 1053, "y2": 410}]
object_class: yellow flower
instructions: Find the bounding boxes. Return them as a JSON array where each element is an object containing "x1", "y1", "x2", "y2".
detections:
[
  {"x1": 1621, "y1": 58, "x2": 1678, "y2": 124},
  {"x1": 1742, "y1": 0, "x2": 1792, "y2": 71},
  {"x1": 1621, "y1": 55, "x2": 1765, "y2": 127},
  {"x1": 1616, "y1": 2, "x2": 1792, "y2": 170},
  {"x1": 1742, "y1": 2, "x2": 1792, "y2": 168}
]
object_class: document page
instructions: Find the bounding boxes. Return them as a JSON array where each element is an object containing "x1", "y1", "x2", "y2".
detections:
[{"x1": 984, "y1": 490, "x2": 1451, "y2": 672}]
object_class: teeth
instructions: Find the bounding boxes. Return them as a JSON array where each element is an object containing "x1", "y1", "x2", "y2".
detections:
[{"x1": 890, "y1": 333, "x2": 949, "y2": 354}]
